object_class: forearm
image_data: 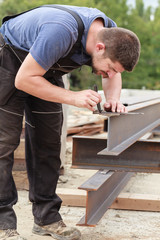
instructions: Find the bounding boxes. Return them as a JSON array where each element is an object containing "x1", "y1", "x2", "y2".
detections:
[
  {"x1": 102, "y1": 73, "x2": 127, "y2": 112},
  {"x1": 15, "y1": 74, "x2": 75, "y2": 104},
  {"x1": 15, "y1": 74, "x2": 101, "y2": 111},
  {"x1": 15, "y1": 53, "x2": 101, "y2": 111},
  {"x1": 102, "y1": 72, "x2": 122, "y2": 101}
]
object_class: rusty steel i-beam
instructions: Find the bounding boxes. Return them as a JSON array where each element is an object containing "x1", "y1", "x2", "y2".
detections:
[
  {"x1": 77, "y1": 170, "x2": 133, "y2": 226},
  {"x1": 72, "y1": 136, "x2": 160, "y2": 172}
]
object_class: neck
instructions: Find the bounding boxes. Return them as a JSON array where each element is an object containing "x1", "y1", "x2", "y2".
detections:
[{"x1": 86, "y1": 18, "x2": 104, "y2": 55}]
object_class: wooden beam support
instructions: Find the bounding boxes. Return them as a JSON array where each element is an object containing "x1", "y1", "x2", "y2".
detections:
[
  {"x1": 111, "y1": 193, "x2": 160, "y2": 212},
  {"x1": 56, "y1": 188, "x2": 160, "y2": 212},
  {"x1": 14, "y1": 176, "x2": 160, "y2": 212},
  {"x1": 56, "y1": 188, "x2": 86, "y2": 207}
]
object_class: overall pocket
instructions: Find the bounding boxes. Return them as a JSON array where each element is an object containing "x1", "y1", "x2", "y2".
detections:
[{"x1": 0, "y1": 66, "x2": 16, "y2": 105}]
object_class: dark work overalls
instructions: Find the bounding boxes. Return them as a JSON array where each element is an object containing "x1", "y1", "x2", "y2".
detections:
[{"x1": 0, "y1": 5, "x2": 86, "y2": 229}]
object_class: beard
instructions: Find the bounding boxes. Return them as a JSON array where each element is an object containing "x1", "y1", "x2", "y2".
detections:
[{"x1": 91, "y1": 56, "x2": 99, "y2": 74}]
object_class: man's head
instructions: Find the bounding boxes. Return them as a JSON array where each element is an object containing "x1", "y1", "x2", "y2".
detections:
[{"x1": 96, "y1": 27, "x2": 141, "y2": 72}]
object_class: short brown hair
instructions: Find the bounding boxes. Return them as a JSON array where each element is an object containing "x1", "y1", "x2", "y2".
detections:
[{"x1": 98, "y1": 27, "x2": 141, "y2": 71}]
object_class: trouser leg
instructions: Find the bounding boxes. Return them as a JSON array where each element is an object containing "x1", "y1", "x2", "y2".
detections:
[
  {"x1": 25, "y1": 95, "x2": 63, "y2": 226},
  {"x1": 0, "y1": 37, "x2": 27, "y2": 229},
  {"x1": 0, "y1": 108, "x2": 23, "y2": 229}
]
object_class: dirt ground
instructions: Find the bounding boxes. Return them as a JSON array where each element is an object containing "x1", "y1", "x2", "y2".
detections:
[{"x1": 14, "y1": 139, "x2": 160, "y2": 240}]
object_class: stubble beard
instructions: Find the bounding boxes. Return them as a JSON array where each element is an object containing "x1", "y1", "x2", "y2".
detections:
[
  {"x1": 91, "y1": 56, "x2": 99, "y2": 74},
  {"x1": 91, "y1": 56, "x2": 109, "y2": 78}
]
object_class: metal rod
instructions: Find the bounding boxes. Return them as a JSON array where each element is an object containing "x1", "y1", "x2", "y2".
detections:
[{"x1": 93, "y1": 84, "x2": 102, "y2": 113}]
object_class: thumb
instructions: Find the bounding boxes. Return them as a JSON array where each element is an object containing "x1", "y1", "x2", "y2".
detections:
[
  {"x1": 104, "y1": 102, "x2": 111, "y2": 108},
  {"x1": 104, "y1": 102, "x2": 112, "y2": 111}
]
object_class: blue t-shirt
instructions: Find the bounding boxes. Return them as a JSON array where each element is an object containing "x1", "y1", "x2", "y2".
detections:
[{"x1": 0, "y1": 5, "x2": 116, "y2": 71}]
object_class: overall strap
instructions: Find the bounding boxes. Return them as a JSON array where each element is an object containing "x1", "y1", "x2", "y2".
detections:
[{"x1": 42, "y1": 5, "x2": 84, "y2": 57}]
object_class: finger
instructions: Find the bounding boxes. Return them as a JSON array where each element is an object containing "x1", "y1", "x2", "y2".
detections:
[
  {"x1": 124, "y1": 107, "x2": 128, "y2": 113},
  {"x1": 121, "y1": 106, "x2": 127, "y2": 113},
  {"x1": 90, "y1": 95, "x2": 101, "y2": 104},
  {"x1": 104, "y1": 102, "x2": 111, "y2": 111},
  {"x1": 87, "y1": 103, "x2": 95, "y2": 112},
  {"x1": 111, "y1": 102, "x2": 116, "y2": 112},
  {"x1": 116, "y1": 104, "x2": 123, "y2": 113},
  {"x1": 117, "y1": 104, "x2": 126, "y2": 113},
  {"x1": 90, "y1": 90, "x2": 102, "y2": 102},
  {"x1": 88, "y1": 99, "x2": 97, "y2": 107}
]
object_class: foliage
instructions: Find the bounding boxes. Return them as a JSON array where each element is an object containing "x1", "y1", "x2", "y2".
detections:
[{"x1": 0, "y1": 0, "x2": 160, "y2": 90}]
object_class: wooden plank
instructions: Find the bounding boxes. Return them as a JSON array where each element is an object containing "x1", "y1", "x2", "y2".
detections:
[
  {"x1": 56, "y1": 188, "x2": 86, "y2": 207},
  {"x1": 111, "y1": 193, "x2": 160, "y2": 211},
  {"x1": 57, "y1": 189, "x2": 160, "y2": 211},
  {"x1": 14, "y1": 173, "x2": 160, "y2": 212},
  {"x1": 67, "y1": 124, "x2": 103, "y2": 136},
  {"x1": 13, "y1": 171, "x2": 29, "y2": 190},
  {"x1": 14, "y1": 139, "x2": 25, "y2": 159}
]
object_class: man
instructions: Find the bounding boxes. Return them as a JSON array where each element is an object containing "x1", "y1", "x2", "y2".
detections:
[{"x1": 0, "y1": 4, "x2": 140, "y2": 240}]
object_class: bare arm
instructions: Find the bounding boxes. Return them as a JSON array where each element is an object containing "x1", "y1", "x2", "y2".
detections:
[
  {"x1": 15, "y1": 53, "x2": 101, "y2": 111},
  {"x1": 102, "y1": 73, "x2": 127, "y2": 112}
]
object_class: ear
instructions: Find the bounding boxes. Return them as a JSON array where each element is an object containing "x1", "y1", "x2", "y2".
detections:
[{"x1": 95, "y1": 42, "x2": 105, "y2": 52}]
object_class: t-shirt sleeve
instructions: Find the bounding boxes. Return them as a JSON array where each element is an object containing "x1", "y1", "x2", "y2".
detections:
[
  {"x1": 110, "y1": 19, "x2": 117, "y2": 27},
  {"x1": 30, "y1": 23, "x2": 77, "y2": 71}
]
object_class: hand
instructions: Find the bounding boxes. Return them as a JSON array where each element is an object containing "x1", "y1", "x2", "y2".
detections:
[
  {"x1": 104, "y1": 99, "x2": 127, "y2": 113},
  {"x1": 73, "y1": 89, "x2": 102, "y2": 111}
]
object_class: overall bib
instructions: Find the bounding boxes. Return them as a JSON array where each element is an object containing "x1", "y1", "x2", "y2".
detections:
[{"x1": 0, "y1": 5, "x2": 85, "y2": 229}]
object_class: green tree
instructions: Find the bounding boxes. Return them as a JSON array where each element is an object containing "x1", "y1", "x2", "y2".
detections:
[
  {"x1": 0, "y1": 0, "x2": 160, "y2": 90},
  {"x1": 121, "y1": 0, "x2": 160, "y2": 89}
]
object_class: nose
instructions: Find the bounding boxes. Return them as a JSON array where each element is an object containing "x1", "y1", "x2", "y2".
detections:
[{"x1": 107, "y1": 71, "x2": 116, "y2": 79}]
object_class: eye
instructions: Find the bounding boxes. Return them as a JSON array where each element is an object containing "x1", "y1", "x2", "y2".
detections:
[
  {"x1": 111, "y1": 67, "x2": 118, "y2": 73},
  {"x1": 108, "y1": 64, "x2": 118, "y2": 73}
]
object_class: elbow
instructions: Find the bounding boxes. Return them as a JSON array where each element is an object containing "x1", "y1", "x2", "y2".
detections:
[{"x1": 15, "y1": 75, "x2": 23, "y2": 90}]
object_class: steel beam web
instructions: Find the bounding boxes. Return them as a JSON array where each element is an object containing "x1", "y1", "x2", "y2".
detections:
[{"x1": 72, "y1": 136, "x2": 160, "y2": 172}]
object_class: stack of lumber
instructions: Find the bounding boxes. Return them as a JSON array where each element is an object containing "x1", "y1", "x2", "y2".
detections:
[
  {"x1": 67, "y1": 107, "x2": 106, "y2": 136},
  {"x1": 67, "y1": 123, "x2": 103, "y2": 136}
]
